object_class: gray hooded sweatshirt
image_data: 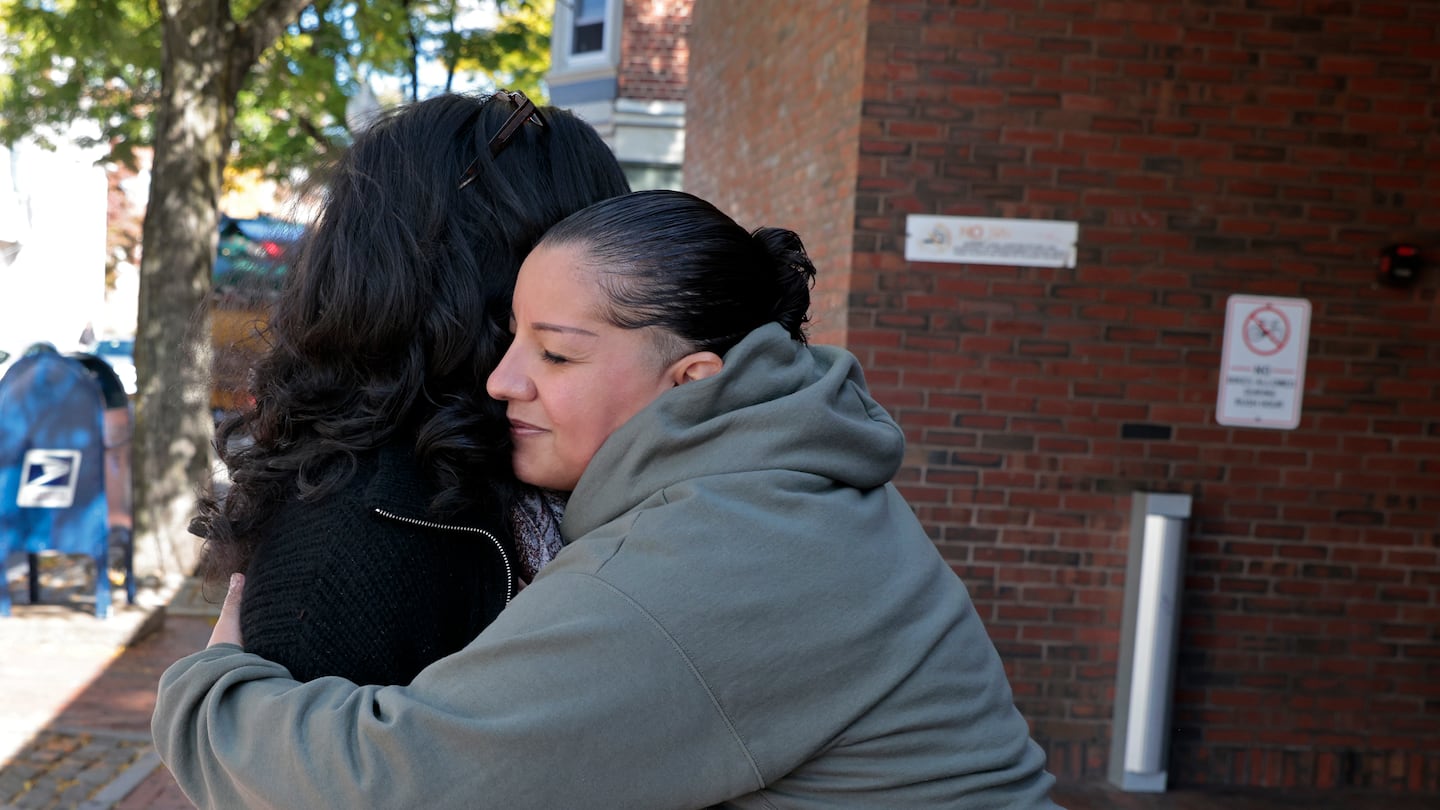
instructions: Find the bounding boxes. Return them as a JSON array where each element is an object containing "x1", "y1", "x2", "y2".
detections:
[{"x1": 153, "y1": 324, "x2": 1059, "y2": 809}]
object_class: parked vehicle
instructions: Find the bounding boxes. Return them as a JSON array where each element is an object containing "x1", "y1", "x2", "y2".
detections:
[
  {"x1": 211, "y1": 215, "x2": 304, "y2": 416},
  {"x1": 214, "y1": 215, "x2": 304, "y2": 288},
  {"x1": 93, "y1": 337, "x2": 137, "y2": 396}
]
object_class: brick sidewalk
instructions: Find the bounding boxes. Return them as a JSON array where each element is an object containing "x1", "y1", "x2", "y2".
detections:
[
  {"x1": 104, "y1": 614, "x2": 213, "y2": 810},
  {"x1": 55, "y1": 612, "x2": 214, "y2": 809},
  {"x1": 0, "y1": 611, "x2": 212, "y2": 809},
  {"x1": 0, "y1": 567, "x2": 209, "y2": 810}
]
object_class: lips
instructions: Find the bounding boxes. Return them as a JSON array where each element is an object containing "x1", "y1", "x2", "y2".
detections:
[{"x1": 508, "y1": 418, "x2": 546, "y2": 436}]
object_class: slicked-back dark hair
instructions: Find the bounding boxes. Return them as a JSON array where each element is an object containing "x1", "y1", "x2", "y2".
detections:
[
  {"x1": 539, "y1": 189, "x2": 816, "y2": 360},
  {"x1": 196, "y1": 91, "x2": 630, "y2": 586}
]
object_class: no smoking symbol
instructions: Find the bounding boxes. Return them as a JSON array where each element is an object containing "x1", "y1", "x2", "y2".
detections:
[{"x1": 1241, "y1": 304, "x2": 1290, "y2": 357}]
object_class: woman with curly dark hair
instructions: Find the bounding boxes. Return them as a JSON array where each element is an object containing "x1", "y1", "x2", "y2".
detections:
[{"x1": 192, "y1": 90, "x2": 630, "y2": 685}]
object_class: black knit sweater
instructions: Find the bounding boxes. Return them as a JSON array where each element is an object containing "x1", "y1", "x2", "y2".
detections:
[{"x1": 239, "y1": 444, "x2": 514, "y2": 685}]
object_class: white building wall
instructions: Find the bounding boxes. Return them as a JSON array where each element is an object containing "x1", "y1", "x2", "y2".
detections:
[{"x1": 0, "y1": 133, "x2": 109, "y2": 354}]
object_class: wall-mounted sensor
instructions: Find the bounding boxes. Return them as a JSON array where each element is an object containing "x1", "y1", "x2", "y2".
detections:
[{"x1": 1378, "y1": 243, "x2": 1423, "y2": 286}]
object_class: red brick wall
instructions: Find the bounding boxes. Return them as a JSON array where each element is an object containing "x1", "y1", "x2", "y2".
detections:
[
  {"x1": 684, "y1": 0, "x2": 868, "y2": 345},
  {"x1": 848, "y1": 0, "x2": 1440, "y2": 791},
  {"x1": 618, "y1": 0, "x2": 693, "y2": 102},
  {"x1": 689, "y1": 0, "x2": 1440, "y2": 794}
]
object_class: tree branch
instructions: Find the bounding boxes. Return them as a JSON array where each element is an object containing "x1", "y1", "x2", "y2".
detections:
[
  {"x1": 295, "y1": 114, "x2": 334, "y2": 158},
  {"x1": 231, "y1": 0, "x2": 314, "y2": 85}
]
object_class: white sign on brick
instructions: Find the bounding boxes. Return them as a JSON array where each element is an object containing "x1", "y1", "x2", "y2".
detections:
[
  {"x1": 904, "y1": 215, "x2": 1078, "y2": 268},
  {"x1": 1216, "y1": 295, "x2": 1311, "y2": 430}
]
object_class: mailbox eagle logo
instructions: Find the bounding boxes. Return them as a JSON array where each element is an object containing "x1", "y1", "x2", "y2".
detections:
[{"x1": 17, "y1": 449, "x2": 82, "y2": 508}]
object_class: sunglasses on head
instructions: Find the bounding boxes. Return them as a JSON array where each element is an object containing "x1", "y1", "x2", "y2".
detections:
[{"x1": 457, "y1": 90, "x2": 549, "y2": 190}]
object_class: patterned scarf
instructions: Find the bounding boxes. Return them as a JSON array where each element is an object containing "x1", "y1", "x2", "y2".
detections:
[{"x1": 509, "y1": 488, "x2": 567, "y2": 582}]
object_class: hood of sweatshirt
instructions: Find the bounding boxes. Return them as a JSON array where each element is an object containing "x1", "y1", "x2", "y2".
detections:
[{"x1": 563, "y1": 323, "x2": 905, "y2": 542}]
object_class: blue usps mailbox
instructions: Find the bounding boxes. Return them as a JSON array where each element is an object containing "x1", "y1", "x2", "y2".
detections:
[{"x1": 0, "y1": 345, "x2": 134, "y2": 617}]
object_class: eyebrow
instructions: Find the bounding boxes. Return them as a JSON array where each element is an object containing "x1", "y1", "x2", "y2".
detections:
[{"x1": 533, "y1": 321, "x2": 599, "y2": 337}]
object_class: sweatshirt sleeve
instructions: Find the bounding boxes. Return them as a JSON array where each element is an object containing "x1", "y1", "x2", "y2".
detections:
[{"x1": 153, "y1": 571, "x2": 763, "y2": 810}]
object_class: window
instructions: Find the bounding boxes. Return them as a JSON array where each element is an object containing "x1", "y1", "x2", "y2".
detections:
[
  {"x1": 623, "y1": 163, "x2": 683, "y2": 192},
  {"x1": 572, "y1": 0, "x2": 607, "y2": 55},
  {"x1": 548, "y1": 0, "x2": 619, "y2": 95}
]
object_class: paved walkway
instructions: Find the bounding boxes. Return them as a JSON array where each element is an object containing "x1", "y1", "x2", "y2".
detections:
[
  {"x1": 0, "y1": 560, "x2": 209, "y2": 809},
  {"x1": 1, "y1": 558, "x2": 1435, "y2": 809}
]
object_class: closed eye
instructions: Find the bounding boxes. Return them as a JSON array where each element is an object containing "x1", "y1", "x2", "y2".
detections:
[{"x1": 541, "y1": 350, "x2": 569, "y2": 365}]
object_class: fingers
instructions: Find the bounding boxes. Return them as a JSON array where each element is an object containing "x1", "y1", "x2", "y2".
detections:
[{"x1": 207, "y1": 572, "x2": 245, "y2": 648}]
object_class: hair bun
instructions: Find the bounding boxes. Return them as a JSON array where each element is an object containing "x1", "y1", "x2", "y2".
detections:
[{"x1": 751, "y1": 227, "x2": 816, "y2": 342}]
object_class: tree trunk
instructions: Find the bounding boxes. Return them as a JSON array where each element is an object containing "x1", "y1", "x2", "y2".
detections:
[
  {"x1": 131, "y1": 0, "x2": 326, "y2": 586},
  {"x1": 131, "y1": 4, "x2": 233, "y2": 585}
]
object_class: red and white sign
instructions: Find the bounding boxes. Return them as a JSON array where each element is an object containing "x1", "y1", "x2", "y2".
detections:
[
  {"x1": 904, "y1": 215, "x2": 1079, "y2": 268},
  {"x1": 1216, "y1": 295, "x2": 1311, "y2": 429}
]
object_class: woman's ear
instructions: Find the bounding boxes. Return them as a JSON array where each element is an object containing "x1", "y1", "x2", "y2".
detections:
[{"x1": 668, "y1": 351, "x2": 724, "y2": 386}]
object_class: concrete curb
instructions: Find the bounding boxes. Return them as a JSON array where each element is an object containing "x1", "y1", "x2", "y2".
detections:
[
  {"x1": 0, "y1": 729, "x2": 156, "y2": 810},
  {"x1": 79, "y1": 750, "x2": 162, "y2": 810}
]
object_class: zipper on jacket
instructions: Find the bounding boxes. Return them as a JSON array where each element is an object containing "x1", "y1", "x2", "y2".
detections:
[{"x1": 372, "y1": 508, "x2": 515, "y2": 603}]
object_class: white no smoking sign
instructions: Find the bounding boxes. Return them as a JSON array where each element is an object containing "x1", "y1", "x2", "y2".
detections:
[{"x1": 1216, "y1": 295, "x2": 1311, "y2": 429}]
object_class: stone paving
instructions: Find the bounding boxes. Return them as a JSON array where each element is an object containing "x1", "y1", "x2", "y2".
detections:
[
  {"x1": 0, "y1": 729, "x2": 156, "y2": 810},
  {"x1": 0, "y1": 556, "x2": 203, "y2": 810}
]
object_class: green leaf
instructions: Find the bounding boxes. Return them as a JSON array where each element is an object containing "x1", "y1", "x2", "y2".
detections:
[{"x1": 1, "y1": 0, "x2": 554, "y2": 184}]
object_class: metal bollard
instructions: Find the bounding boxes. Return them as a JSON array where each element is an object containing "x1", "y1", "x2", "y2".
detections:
[{"x1": 1108, "y1": 492, "x2": 1192, "y2": 793}]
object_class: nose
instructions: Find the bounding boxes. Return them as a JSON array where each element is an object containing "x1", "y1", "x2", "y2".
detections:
[{"x1": 486, "y1": 344, "x2": 531, "y2": 402}]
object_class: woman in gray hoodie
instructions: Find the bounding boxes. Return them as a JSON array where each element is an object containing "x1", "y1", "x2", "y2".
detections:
[{"x1": 154, "y1": 189, "x2": 1060, "y2": 809}]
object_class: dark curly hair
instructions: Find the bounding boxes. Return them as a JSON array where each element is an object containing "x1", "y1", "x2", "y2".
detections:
[{"x1": 195, "y1": 91, "x2": 630, "y2": 587}]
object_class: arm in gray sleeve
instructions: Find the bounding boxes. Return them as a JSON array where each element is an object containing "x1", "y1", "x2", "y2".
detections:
[{"x1": 153, "y1": 572, "x2": 762, "y2": 810}]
